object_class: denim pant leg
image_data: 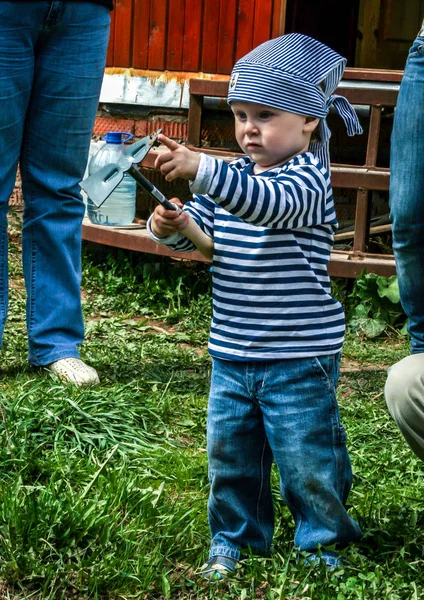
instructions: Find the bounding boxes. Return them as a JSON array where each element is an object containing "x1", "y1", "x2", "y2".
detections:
[
  {"x1": 0, "y1": 5, "x2": 35, "y2": 343},
  {"x1": 207, "y1": 358, "x2": 275, "y2": 561},
  {"x1": 0, "y1": 2, "x2": 110, "y2": 365},
  {"x1": 259, "y1": 354, "x2": 362, "y2": 553},
  {"x1": 389, "y1": 36, "x2": 424, "y2": 353}
]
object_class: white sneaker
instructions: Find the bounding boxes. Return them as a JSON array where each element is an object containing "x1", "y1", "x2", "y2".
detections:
[{"x1": 48, "y1": 358, "x2": 100, "y2": 386}]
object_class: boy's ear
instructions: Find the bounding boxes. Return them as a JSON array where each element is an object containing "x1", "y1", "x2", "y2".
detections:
[{"x1": 303, "y1": 117, "x2": 320, "y2": 134}]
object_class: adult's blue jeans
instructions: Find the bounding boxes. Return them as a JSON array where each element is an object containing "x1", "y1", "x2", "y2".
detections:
[
  {"x1": 0, "y1": 2, "x2": 110, "y2": 365},
  {"x1": 390, "y1": 36, "x2": 424, "y2": 353},
  {"x1": 207, "y1": 355, "x2": 362, "y2": 564}
]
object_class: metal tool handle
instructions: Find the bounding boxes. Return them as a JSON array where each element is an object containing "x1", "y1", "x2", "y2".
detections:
[
  {"x1": 126, "y1": 166, "x2": 213, "y2": 260},
  {"x1": 127, "y1": 166, "x2": 179, "y2": 211}
]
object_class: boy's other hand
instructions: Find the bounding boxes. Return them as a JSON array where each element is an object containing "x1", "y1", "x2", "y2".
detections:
[
  {"x1": 150, "y1": 199, "x2": 189, "y2": 238},
  {"x1": 155, "y1": 134, "x2": 200, "y2": 181}
]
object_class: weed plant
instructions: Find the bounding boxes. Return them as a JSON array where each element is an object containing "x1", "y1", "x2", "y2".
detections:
[
  {"x1": 0, "y1": 233, "x2": 421, "y2": 599},
  {"x1": 333, "y1": 274, "x2": 407, "y2": 339}
]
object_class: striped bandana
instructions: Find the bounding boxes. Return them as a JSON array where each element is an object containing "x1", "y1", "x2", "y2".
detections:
[{"x1": 227, "y1": 33, "x2": 363, "y2": 172}]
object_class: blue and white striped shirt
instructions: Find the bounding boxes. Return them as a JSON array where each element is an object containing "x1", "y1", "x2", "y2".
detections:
[{"x1": 148, "y1": 151, "x2": 345, "y2": 361}]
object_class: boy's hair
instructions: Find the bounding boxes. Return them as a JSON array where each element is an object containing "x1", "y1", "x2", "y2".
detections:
[{"x1": 227, "y1": 33, "x2": 362, "y2": 171}]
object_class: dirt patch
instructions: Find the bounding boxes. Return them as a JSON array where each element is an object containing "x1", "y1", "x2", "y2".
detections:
[
  {"x1": 179, "y1": 343, "x2": 207, "y2": 356},
  {"x1": 340, "y1": 358, "x2": 389, "y2": 373},
  {"x1": 0, "y1": 582, "x2": 29, "y2": 600},
  {"x1": 86, "y1": 314, "x2": 176, "y2": 332}
]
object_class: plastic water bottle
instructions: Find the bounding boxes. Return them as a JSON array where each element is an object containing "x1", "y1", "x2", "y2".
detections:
[{"x1": 87, "y1": 131, "x2": 137, "y2": 226}]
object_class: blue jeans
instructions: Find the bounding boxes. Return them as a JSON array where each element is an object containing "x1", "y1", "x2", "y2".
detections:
[
  {"x1": 207, "y1": 355, "x2": 362, "y2": 563},
  {"x1": 0, "y1": 2, "x2": 110, "y2": 365},
  {"x1": 390, "y1": 36, "x2": 424, "y2": 353}
]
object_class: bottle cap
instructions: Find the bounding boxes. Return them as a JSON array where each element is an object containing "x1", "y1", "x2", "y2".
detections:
[{"x1": 104, "y1": 131, "x2": 134, "y2": 143}]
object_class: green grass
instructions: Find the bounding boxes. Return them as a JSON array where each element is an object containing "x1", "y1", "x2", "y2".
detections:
[{"x1": 0, "y1": 230, "x2": 421, "y2": 599}]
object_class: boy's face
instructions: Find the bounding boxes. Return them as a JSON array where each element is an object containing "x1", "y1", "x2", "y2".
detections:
[{"x1": 231, "y1": 102, "x2": 319, "y2": 173}]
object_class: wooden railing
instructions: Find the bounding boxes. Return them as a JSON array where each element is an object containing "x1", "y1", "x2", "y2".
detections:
[{"x1": 82, "y1": 69, "x2": 402, "y2": 277}]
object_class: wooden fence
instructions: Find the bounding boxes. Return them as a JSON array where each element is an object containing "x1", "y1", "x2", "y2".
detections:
[{"x1": 107, "y1": 0, "x2": 286, "y2": 73}]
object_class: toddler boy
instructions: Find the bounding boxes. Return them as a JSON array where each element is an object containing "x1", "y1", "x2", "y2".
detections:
[{"x1": 149, "y1": 33, "x2": 363, "y2": 579}]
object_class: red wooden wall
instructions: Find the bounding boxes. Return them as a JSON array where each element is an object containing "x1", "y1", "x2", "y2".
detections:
[{"x1": 107, "y1": 0, "x2": 286, "y2": 73}]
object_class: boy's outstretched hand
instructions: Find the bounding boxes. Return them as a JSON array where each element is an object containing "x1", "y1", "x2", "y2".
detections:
[{"x1": 155, "y1": 134, "x2": 200, "y2": 181}]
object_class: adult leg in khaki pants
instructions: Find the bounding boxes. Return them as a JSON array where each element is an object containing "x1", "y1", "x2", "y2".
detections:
[{"x1": 385, "y1": 354, "x2": 424, "y2": 460}]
